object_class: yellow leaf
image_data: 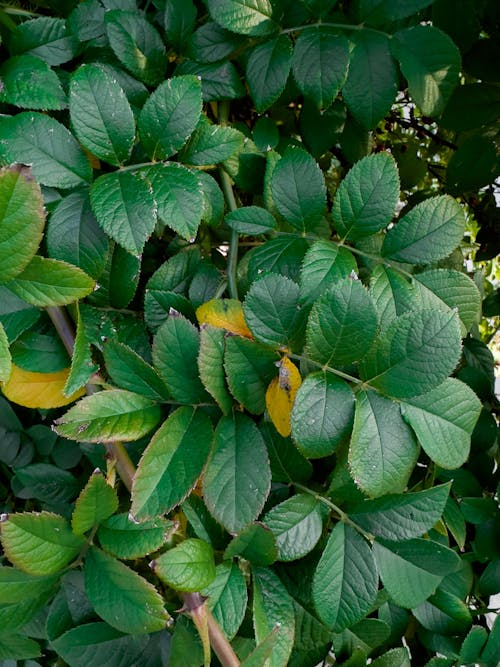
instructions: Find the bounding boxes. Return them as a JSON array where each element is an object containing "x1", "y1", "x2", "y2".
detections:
[
  {"x1": 1, "y1": 364, "x2": 85, "y2": 409},
  {"x1": 265, "y1": 357, "x2": 302, "y2": 437},
  {"x1": 196, "y1": 298, "x2": 252, "y2": 338}
]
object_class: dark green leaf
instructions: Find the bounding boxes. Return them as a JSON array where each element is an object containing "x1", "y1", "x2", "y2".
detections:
[
  {"x1": 0, "y1": 55, "x2": 66, "y2": 110},
  {"x1": 0, "y1": 635, "x2": 41, "y2": 660},
  {"x1": 248, "y1": 236, "x2": 310, "y2": 283},
  {"x1": 202, "y1": 562, "x2": 248, "y2": 640},
  {"x1": 225, "y1": 206, "x2": 277, "y2": 235},
  {"x1": 263, "y1": 494, "x2": 322, "y2": 561},
  {"x1": 447, "y1": 135, "x2": 498, "y2": 195},
  {"x1": 441, "y1": 83, "x2": 500, "y2": 131},
  {"x1": 300, "y1": 240, "x2": 357, "y2": 307},
  {"x1": 206, "y1": 0, "x2": 278, "y2": 37},
  {"x1": 260, "y1": 421, "x2": 313, "y2": 483},
  {"x1": 369, "y1": 265, "x2": 420, "y2": 332},
  {"x1": 224, "y1": 523, "x2": 278, "y2": 565},
  {"x1": 246, "y1": 35, "x2": 292, "y2": 112},
  {"x1": 188, "y1": 21, "x2": 243, "y2": 63},
  {"x1": 175, "y1": 59, "x2": 245, "y2": 101},
  {"x1": 198, "y1": 325, "x2": 233, "y2": 414},
  {"x1": 179, "y1": 117, "x2": 245, "y2": 165},
  {"x1": 163, "y1": 0, "x2": 197, "y2": 51},
  {"x1": 97, "y1": 513, "x2": 172, "y2": 560},
  {"x1": 9, "y1": 17, "x2": 79, "y2": 66}
]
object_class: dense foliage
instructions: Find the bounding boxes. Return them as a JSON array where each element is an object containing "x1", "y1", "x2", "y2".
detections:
[{"x1": 0, "y1": 0, "x2": 499, "y2": 665}]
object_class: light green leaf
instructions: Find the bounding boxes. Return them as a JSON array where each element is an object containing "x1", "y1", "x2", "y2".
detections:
[
  {"x1": 371, "y1": 647, "x2": 411, "y2": 667},
  {"x1": 400, "y1": 378, "x2": 481, "y2": 469},
  {"x1": 152, "y1": 538, "x2": 216, "y2": 592},
  {"x1": 198, "y1": 325, "x2": 233, "y2": 414},
  {"x1": 0, "y1": 512, "x2": 84, "y2": 575},
  {"x1": 206, "y1": 0, "x2": 278, "y2": 37},
  {"x1": 291, "y1": 372, "x2": 355, "y2": 458},
  {"x1": 0, "y1": 322, "x2": 11, "y2": 382},
  {"x1": 0, "y1": 165, "x2": 45, "y2": 285},
  {"x1": 0, "y1": 54, "x2": 66, "y2": 110},
  {"x1": 90, "y1": 171, "x2": 157, "y2": 256},
  {"x1": 143, "y1": 163, "x2": 203, "y2": 240},
  {"x1": 332, "y1": 152, "x2": 400, "y2": 240},
  {"x1": 292, "y1": 27, "x2": 349, "y2": 109},
  {"x1": 63, "y1": 303, "x2": 98, "y2": 397},
  {"x1": 0, "y1": 112, "x2": 92, "y2": 189},
  {"x1": 69, "y1": 63, "x2": 135, "y2": 167},
  {"x1": 243, "y1": 274, "x2": 306, "y2": 350},
  {"x1": 0, "y1": 635, "x2": 41, "y2": 660},
  {"x1": 54, "y1": 389, "x2": 162, "y2": 443},
  {"x1": 46, "y1": 191, "x2": 109, "y2": 280},
  {"x1": 360, "y1": 309, "x2": 462, "y2": 398},
  {"x1": 382, "y1": 195, "x2": 466, "y2": 264},
  {"x1": 240, "y1": 628, "x2": 279, "y2": 667},
  {"x1": 152, "y1": 313, "x2": 210, "y2": 404},
  {"x1": 103, "y1": 339, "x2": 170, "y2": 402},
  {"x1": 349, "y1": 390, "x2": 419, "y2": 498},
  {"x1": 97, "y1": 514, "x2": 172, "y2": 560},
  {"x1": 203, "y1": 413, "x2": 271, "y2": 533},
  {"x1": 373, "y1": 538, "x2": 460, "y2": 608},
  {"x1": 224, "y1": 523, "x2": 278, "y2": 566},
  {"x1": 84, "y1": 546, "x2": 169, "y2": 634},
  {"x1": 350, "y1": 483, "x2": 451, "y2": 541},
  {"x1": 313, "y1": 523, "x2": 378, "y2": 631},
  {"x1": 225, "y1": 206, "x2": 277, "y2": 235},
  {"x1": 224, "y1": 336, "x2": 279, "y2": 413},
  {"x1": 6, "y1": 256, "x2": 95, "y2": 307},
  {"x1": 202, "y1": 562, "x2": 248, "y2": 641},
  {"x1": 105, "y1": 10, "x2": 166, "y2": 86},
  {"x1": 71, "y1": 470, "x2": 119, "y2": 535},
  {"x1": 179, "y1": 117, "x2": 245, "y2": 165},
  {"x1": 342, "y1": 32, "x2": 398, "y2": 129},
  {"x1": 263, "y1": 494, "x2": 323, "y2": 561},
  {"x1": 246, "y1": 35, "x2": 293, "y2": 112},
  {"x1": 270, "y1": 146, "x2": 326, "y2": 231},
  {"x1": 252, "y1": 567, "x2": 295, "y2": 667},
  {"x1": 391, "y1": 25, "x2": 460, "y2": 116},
  {"x1": 305, "y1": 277, "x2": 378, "y2": 366},
  {"x1": 0, "y1": 566, "x2": 59, "y2": 603},
  {"x1": 413, "y1": 269, "x2": 481, "y2": 335},
  {"x1": 139, "y1": 76, "x2": 202, "y2": 160},
  {"x1": 299, "y1": 241, "x2": 357, "y2": 307},
  {"x1": 131, "y1": 406, "x2": 213, "y2": 520}
]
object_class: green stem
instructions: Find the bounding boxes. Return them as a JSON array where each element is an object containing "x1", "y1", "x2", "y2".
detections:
[
  {"x1": 280, "y1": 21, "x2": 391, "y2": 39},
  {"x1": 287, "y1": 352, "x2": 362, "y2": 385},
  {"x1": 216, "y1": 101, "x2": 239, "y2": 300},
  {"x1": 337, "y1": 242, "x2": 416, "y2": 280},
  {"x1": 293, "y1": 482, "x2": 374, "y2": 542}
]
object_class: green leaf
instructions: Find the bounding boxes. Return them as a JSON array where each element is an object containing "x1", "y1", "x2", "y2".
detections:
[
  {"x1": 373, "y1": 538, "x2": 460, "y2": 608},
  {"x1": 84, "y1": 546, "x2": 169, "y2": 634},
  {"x1": 0, "y1": 165, "x2": 45, "y2": 285},
  {"x1": 0, "y1": 635, "x2": 41, "y2": 660},
  {"x1": 71, "y1": 470, "x2": 119, "y2": 535},
  {"x1": 51, "y1": 623, "x2": 150, "y2": 667},
  {"x1": 260, "y1": 421, "x2": 313, "y2": 484},
  {"x1": 252, "y1": 567, "x2": 295, "y2": 667},
  {"x1": 413, "y1": 589, "x2": 472, "y2": 635},
  {"x1": 103, "y1": 340, "x2": 169, "y2": 402},
  {"x1": 0, "y1": 566, "x2": 59, "y2": 604},
  {"x1": 313, "y1": 523, "x2": 378, "y2": 631},
  {"x1": 188, "y1": 21, "x2": 243, "y2": 63},
  {"x1": 131, "y1": 406, "x2": 213, "y2": 520},
  {"x1": 105, "y1": 10, "x2": 166, "y2": 86},
  {"x1": 143, "y1": 163, "x2": 203, "y2": 240},
  {"x1": 152, "y1": 538, "x2": 216, "y2": 592},
  {"x1": 225, "y1": 206, "x2": 277, "y2": 235},
  {"x1": 0, "y1": 322, "x2": 11, "y2": 382},
  {"x1": 46, "y1": 191, "x2": 109, "y2": 280},
  {"x1": 440, "y1": 83, "x2": 500, "y2": 131},
  {"x1": 291, "y1": 372, "x2": 355, "y2": 458},
  {"x1": 350, "y1": 483, "x2": 451, "y2": 541},
  {"x1": 270, "y1": 146, "x2": 326, "y2": 232},
  {"x1": 0, "y1": 112, "x2": 92, "y2": 188},
  {"x1": 179, "y1": 117, "x2": 245, "y2": 165},
  {"x1": 139, "y1": 76, "x2": 202, "y2": 161},
  {"x1": 175, "y1": 59, "x2": 245, "y2": 101},
  {"x1": 300, "y1": 241, "x2": 357, "y2": 307},
  {"x1": 203, "y1": 413, "x2": 271, "y2": 533},
  {"x1": 152, "y1": 313, "x2": 210, "y2": 404},
  {"x1": 382, "y1": 195, "x2": 466, "y2": 265},
  {"x1": 243, "y1": 274, "x2": 306, "y2": 350},
  {"x1": 348, "y1": 390, "x2": 419, "y2": 498},
  {"x1": 371, "y1": 647, "x2": 411, "y2": 667},
  {"x1": 90, "y1": 171, "x2": 157, "y2": 256},
  {"x1": 202, "y1": 562, "x2": 248, "y2": 640},
  {"x1": 248, "y1": 236, "x2": 310, "y2": 283},
  {"x1": 69, "y1": 64, "x2": 135, "y2": 167},
  {"x1": 359, "y1": 0, "x2": 435, "y2": 24},
  {"x1": 292, "y1": 27, "x2": 349, "y2": 109},
  {"x1": 97, "y1": 513, "x2": 172, "y2": 560},
  {"x1": 64, "y1": 303, "x2": 98, "y2": 396},
  {"x1": 198, "y1": 325, "x2": 233, "y2": 414},
  {"x1": 400, "y1": 378, "x2": 481, "y2": 469},
  {"x1": 9, "y1": 16, "x2": 79, "y2": 66},
  {"x1": 305, "y1": 277, "x2": 378, "y2": 366},
  {"x1": 369, "y1": 265, "x2": 420, "y2": 332},
  {"x1": 206, "y1": 0, "x2": 278, "y2": 37},
  {"x1": 446, "y1": 135, "x2": 498, "y2": 195},
  {"x1": 54, "y1": 389, "x2": 162, "y2": 443},
  {"x1": 263, "y1": 494, "x2": 322, "y2": 561},
  {"x1": 0, "y1": 288, "x2": 40, "y2": 343},
  {"x1": 0, "y1": 512, "x2": 84, "y2": 575},
  {"x1": 0, "y1": 54, "x2": 66, "y2": 110},
  {"x1": 246, "y1": 35, "x2": 292, "y2": 112},
  {"x1": 413, "y1": 269, "x2": 481, "y2": 335},
  {"x1": 391, "y1": 25, "x2": 460, "y2": 117},
  {"x1": 342, "y1": 33, "x2": 398, "y2": 129},
  {"x1": 6, "y1": 256, "x2": 95, "y2": 307},
  {"x1": 360, "y1": 309, "x2": 462, "y2": 398},
  {"x1": 163, "y1": 0, "x2": 197, "y2": 51},
  {"x1": 332, "y1": 153, "x2": 400, "y2": 240},
  {"x1": 224, "y1": 522, "x2": 277, "y2": 565}
]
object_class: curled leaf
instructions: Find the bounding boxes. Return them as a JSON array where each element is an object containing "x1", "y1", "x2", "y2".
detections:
[
  {"x1": 265, "y1": 357, "x2": 301, "y2": 437},
  {"x1": 1, "y1": 364, "x2": 85, "y2": 408}
]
